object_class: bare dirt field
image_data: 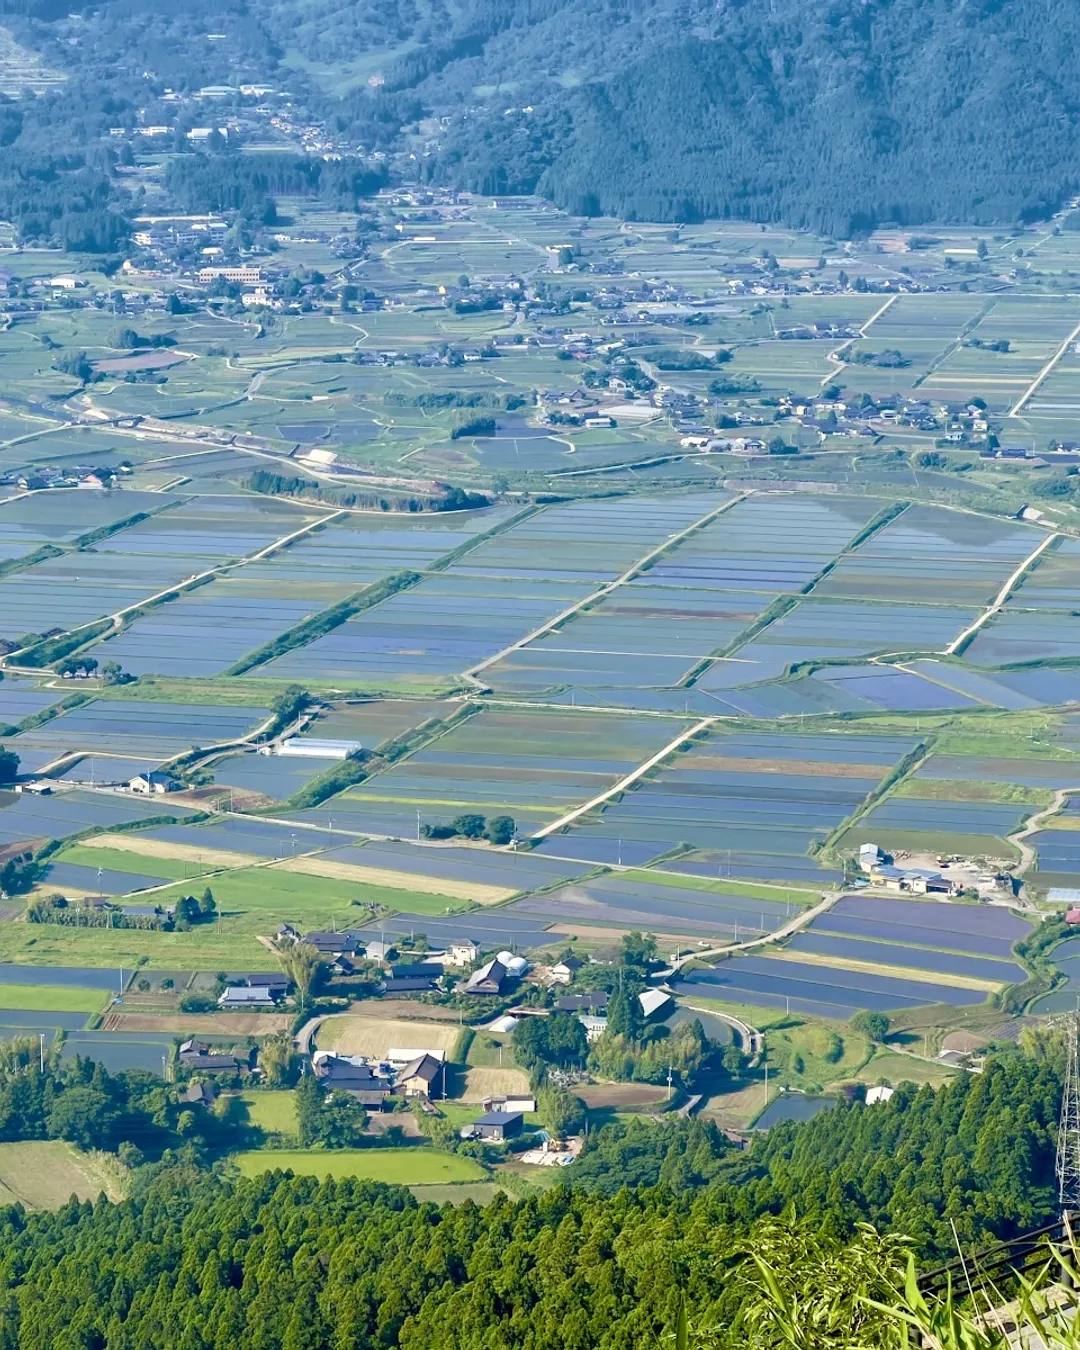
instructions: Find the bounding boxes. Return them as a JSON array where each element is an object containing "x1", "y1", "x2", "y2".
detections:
[
  {"x1": 316, "y1": 1014, "x2": 460, "y2": 1058},
  {"x1": 101, "y1": 1011, "x2": 292, "y2": 1035},
  {"x1": 459, "y1": 1066, "x2": 532, "y2": 1102},
  {"x1": 577, "y1": 1082, "x2": 669, "y2": 1109}
]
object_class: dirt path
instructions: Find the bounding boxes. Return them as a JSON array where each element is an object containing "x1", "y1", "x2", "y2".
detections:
[
  {"x1": 531, "y1": 716, "x2": 717, "y2": 839},
  {"x1": 1009, "y1": 786, "x2": 1080, "y2": 877},
  {"x1": 945, "y1": 530, "x2": 1060, "y2": 655},
  {"x1": 819, "y1": 293, "x2": 899, "y2": 388},
  {"x1": 660, "y1": 889, "x2": 842, "y2": 975}
]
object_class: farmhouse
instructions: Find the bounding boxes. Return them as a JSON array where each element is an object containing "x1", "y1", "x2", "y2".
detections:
[
  {"x1": 129, "y1": 770, "x2": 179, "y2": 795},
  {"x1": 639, "y1": 989, "x2": 673, "y2": 1021},
  {"x1": 550, "y1": 954, "x2": 582, "y2": 984},
  {"x1": 218, "y1": 985, "x2": 280, "y2": 1010},
  {"x1": 465, "y1": 957, "x2": 510, "y2": 996},
  {"x1": 178, "y1": 1081, "x2": 218, "y2": 1108},
  {"x1": 483, "y1": 1094, "x2": 536, "y2": 1114},
  {"x1": 471, "y1": 1110, "x2": 524, "y2": 1142},
  {"x1": 869, "y1": 862, "x2": 961, "y2": 897},
  {"x1": 556, "y1": 991, "x2": 609, "y2": 1013},
  {"x1": 395, "y1": 1053, "x2": 444, "y2": 1099},
  {"x1": 446, "y1": 938, "x2": 481, "y2": 967},
  {"x1": 177, "y1": 1040, "x2": 251, "y2": 1074},
  {"x1": 316, "y1": 1055, "x2": 393, "y2": 1106}
]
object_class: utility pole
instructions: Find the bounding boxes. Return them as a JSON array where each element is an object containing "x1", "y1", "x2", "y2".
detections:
[
  {"x1": 38, "y1": 1033, "x2": 44, "y2": 1073},
  {"x1": 1058, "y1": 1011, "x2": 1080, "y2": 1214}
]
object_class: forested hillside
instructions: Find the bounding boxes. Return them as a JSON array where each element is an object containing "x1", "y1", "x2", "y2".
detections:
[
  {"x1": 0, "y1": 1052, "x2": 1059, "y2": 1347},
  {"x1": 2, "y1": 0, "x2": 1077, "y2": 233}
]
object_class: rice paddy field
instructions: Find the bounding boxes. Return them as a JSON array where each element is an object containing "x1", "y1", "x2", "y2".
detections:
[
  {"x1": 545, "y1": 728, "x2": 915, "y2": 881},
  {"x1": 6, "y1": 215, "x2": 1080, "y2": 1078},
  {"x1": 289, "y1": 706, "x2": 686, "y2": 837}
]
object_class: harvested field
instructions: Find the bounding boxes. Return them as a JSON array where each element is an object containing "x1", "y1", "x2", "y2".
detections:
[
  {"x1": 80, "y1": 833, "x2": 258, "y2": 871},
  {"x1": 315, "y1": 1014, "x2": 460, "y2": 1058},
  {"x1": 101, "y1": 1011, "x2": 293, "y2": 1036},
  {"x1": 277, "y1": 855, "x2": 511, "y2": 905},
  {"x1": 459, "y1": 1066, "x2": 532, "y2": 1102}
]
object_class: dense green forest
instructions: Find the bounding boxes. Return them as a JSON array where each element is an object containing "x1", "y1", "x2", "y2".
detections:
[{"x1": 0, "y1": 1048, "x2": 1057, "y2": 1345}]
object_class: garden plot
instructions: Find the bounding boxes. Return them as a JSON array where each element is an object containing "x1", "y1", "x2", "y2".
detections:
[
  {"x1": 903, "y1": 660, "x2": 1080, "y2": 710},
  {"x1": 678, "y1": 952, "x2": 989, "y2": 1019},
  {"x1": 508, "y1": 872, "x2": 800, "y2": 941},
  {"x1": 12, "y1": 699, "x2": 269, "y2": 761},
  {"x1": 306, "y1": 707, "x2": 684, "y2": 837},
  {"x1": 813, "y1": 505, "x2": 1037, "y2": 605},
  {"x1": 261, "y1": 571, "x2": 596, "y2": 684},
  {"x1": 965, "y1": 611, "x2": 1080, "y2": 666},
  {"x1": 97, "y1": 495, "x2": 324, "y2": 561},
  {"x1": 130, "y1": 816, "x2": 342, "y2": 861},
  {"x1": 237, "y1": 505, "x2": 518, "y2": 595},
  {"x1": 208, "y1": 754, "x2": 330, "y2": 802},
  {"x1": 60, "y1": 1032, "x2": 175, "y2": 1075},
  {"x1": 0, "y1": 680, "x2": 68, "y2": 727},
  {"x1": 695, "y1": 598, "x2": 974, "y2": 690},
  {"x1": 550, "y1": 729, "x2": 914, "y2": 881},
  {"x1": 913, "y1": 754, "x2": 1080, "y2": 789}
]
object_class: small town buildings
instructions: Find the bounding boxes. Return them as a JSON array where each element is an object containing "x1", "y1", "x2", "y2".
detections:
[
  {"x1": 129, "y1": 770, "x2": 179, "y2": 795},
  {"x1": 303, "y1": 930, "x2": 363, "y2": 957},
  {"x1": 316, "y1": 1055, "x2": 393, "y2": 1107},
  {"x1": 472, "y1": 1110, "x2": 524, "y2": 1142},
  {"x1": 581, "y1": 1014, "x2": 608, "y2": 1042}
]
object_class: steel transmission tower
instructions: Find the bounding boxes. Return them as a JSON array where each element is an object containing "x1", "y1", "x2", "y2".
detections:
[{"x1": 1057, "y1": 1012, "x2": 1080, "y2": 1213}]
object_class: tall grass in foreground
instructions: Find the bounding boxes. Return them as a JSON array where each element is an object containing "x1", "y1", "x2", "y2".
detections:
[{"x1": 663, "y1": 1214, "x2": 1080, "y2": 1349}]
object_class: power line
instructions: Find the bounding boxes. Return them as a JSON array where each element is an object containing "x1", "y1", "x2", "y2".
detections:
[{"x1": 1057, "y1": 1010, "x2": 1080, "y2": 1213}]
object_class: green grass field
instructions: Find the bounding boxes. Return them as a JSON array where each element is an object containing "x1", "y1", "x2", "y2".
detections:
[
  {"x1": 0, "y1": 1141, "x2": 128, "y2": 1208},
  {"x1": 232, "y1": 1148, "x2": 487, "y2": 1184},
  {"x1": 0, "y1": 859, "x2": 469, "y2": 969},
  {"x1": 238, "y1": 1090, "x2": 298, "y2": 1137},
  {"x1": 0, "y1": 983, "x2": 105, "y2": 1014}
]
